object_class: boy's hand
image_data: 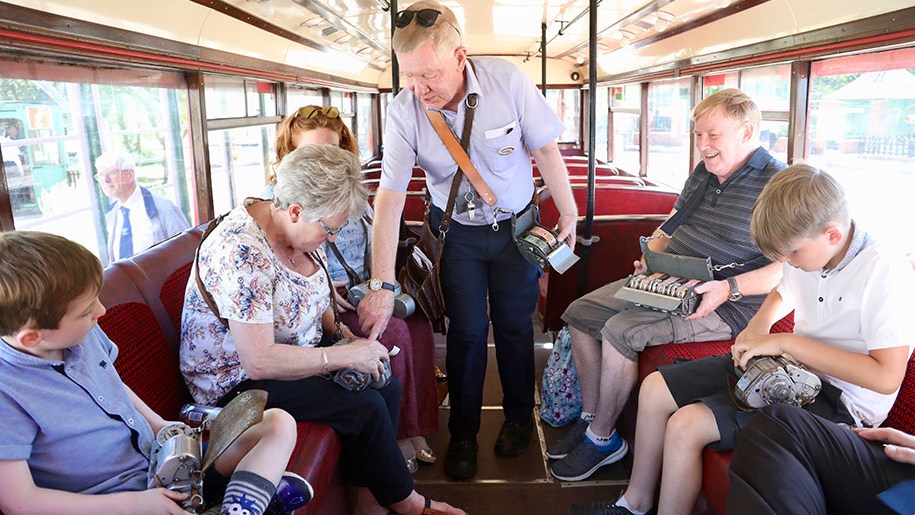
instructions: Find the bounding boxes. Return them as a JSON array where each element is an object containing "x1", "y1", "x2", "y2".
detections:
[
  {"x1": 132, "y1": 488, "x2": 189, "y2": 514},
  {"x1": 731, "y1": 333, "x2": 788, "y2": 369},
  {"x1": 854, "y1": 427, "x2": 915, "y2": 466}
]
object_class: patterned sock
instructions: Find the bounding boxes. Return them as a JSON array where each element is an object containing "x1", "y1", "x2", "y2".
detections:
[
  {"x1": 585, "y1": 426, "x2": 616, "y2": 449},
  {"x1": 221, "y1": 471, "x2": 277, "y2": 515},
  {"x1": 616, "y1": 491, "x2": 649, "y2": 515},
  {"x1": 580, "y1": 411, "x2": 595, "y2": 422}
]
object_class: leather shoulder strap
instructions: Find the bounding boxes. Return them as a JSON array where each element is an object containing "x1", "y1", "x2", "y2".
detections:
[
  {"x1": 423, "y1": 95, "x2": 496, "y2": 207},
  {"x1": 195, "y1": 214, "x2": 229, "y2": 328}
]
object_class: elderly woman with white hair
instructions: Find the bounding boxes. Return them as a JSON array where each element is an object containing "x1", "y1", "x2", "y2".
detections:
[{"x1": 179, "y1": 145, "x2": 465, "y2": 515}]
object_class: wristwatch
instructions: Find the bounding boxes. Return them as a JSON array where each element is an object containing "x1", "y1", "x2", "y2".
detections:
[
  {"x1": 368, "y1": 278, "x2": 396, "y2": 292},
  {"x1": 727, "y1": 277, "x2": 742, "y2": 302}
]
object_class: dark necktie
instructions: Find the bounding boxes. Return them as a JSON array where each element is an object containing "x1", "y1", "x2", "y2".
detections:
[{"x1": 118, "y1": 206, "x2": 133, "y2": 259}]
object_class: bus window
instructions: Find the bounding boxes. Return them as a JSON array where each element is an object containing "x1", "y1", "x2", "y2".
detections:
[
  {"x1": 287, "y1": 86, "x2": 326, "y2": 112},
  {"x1": 356, "y1": 92, "x2": 375, "y2": 162},
  {"x1": 807, "y1": 48, "x2": 915, "y2": 251},
  {"x1": 0, "y1": 61, "x2": 196, "y2": 263},
  {"x1": 740, "y1": 65, "x2": 791, "y2": 165},
  {"x1": 593, "y1": 87, "x2": 609, "y2": 163},
  {"x1": 647, "y1": 78, "x2": 692, "y2": 190},
  {"x1": 610, "y1": 84, "x2": 641, "y2": 176},
  {"x1": 208, "y1": 124, "x2": 277, "y2": 215},
  {"x1": 545, "y1": 88, "x2": 581, "y2": 145}
]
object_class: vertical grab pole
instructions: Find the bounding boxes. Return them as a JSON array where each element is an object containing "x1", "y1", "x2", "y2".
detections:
[
  {"x1": 541, "y1": 22, "x2": 547, "y2": 97},
  {"x1": 576, "y1": 0, "x2": 598, "y2": 297},
  {"x1": 391, "y1": 0, "x2": 399, "y2": 95}
]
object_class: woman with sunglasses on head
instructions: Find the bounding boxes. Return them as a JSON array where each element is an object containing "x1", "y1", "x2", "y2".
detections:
[
  {"x1": 180, "y1": 145, "x2": 465, "y2": 515},
  {"x1": 267, "y1": 105, "x2": 442, "y2": 473}
]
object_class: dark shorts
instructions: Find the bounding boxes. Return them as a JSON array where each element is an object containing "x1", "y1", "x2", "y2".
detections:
[{"x1": 658, "y1": 354, "x2": 854, "y2": 451}]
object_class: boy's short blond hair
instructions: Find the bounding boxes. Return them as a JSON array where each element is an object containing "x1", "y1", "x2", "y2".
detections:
[
  {"x1": 392, "y1": 1, "x2": 462, "y2": 57},
  {"x1": 750, "y1": 164, "x2": 850, "y2": 261},
  {"x1": 693, "y1": 88, "x2": 761, "y2": 141},
  {"x1": 0, "y1": 232, "x2": 103, "y2": 334}
]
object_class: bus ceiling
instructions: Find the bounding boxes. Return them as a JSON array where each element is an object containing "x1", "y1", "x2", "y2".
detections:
[{"x1": 1, "y1": 0, "x2": 913, "y2": 88}]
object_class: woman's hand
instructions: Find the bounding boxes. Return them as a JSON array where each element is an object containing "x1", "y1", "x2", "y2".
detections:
[
  {"x1": 854, "y1": 427, "x2": 915, "y2": 466},
  {"x1": 340, "y1": 338, "x2": 390, "y2": 381},
  {"x1": 333, "y1": 280, "x2": 355, "y2": 312}
]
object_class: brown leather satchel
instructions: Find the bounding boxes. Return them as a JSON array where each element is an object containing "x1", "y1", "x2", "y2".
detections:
[{"x1": 398, "y1": 93, "x2": 483, "y2": 334}]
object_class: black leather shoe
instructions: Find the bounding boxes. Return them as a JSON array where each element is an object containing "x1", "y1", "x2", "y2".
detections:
[
  {"x1": 494, "y1": 419, "x2": 534, "y2": 457},
  {"x1": 444, "y1": 438, "x2": 478, "y2": 480}
]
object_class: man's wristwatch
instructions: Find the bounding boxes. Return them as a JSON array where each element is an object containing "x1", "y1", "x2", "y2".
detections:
[
  {"x1": 727, "y1": 277, "x2": 742, "y2": 302},
  {"x1": 368, "y1": 278, "x2": 396, "y2": 293}
]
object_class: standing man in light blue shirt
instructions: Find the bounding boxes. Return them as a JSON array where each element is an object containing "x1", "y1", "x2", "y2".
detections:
[{"x1": 357, "y1": 0, "x2": 578, "y2": 480}]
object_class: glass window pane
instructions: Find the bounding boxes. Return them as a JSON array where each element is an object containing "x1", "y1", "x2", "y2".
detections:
[
  {"x1": 545, "y1": 88, "x2": 580, "y2": 144},
  {"x1": 0, "y1": 67, "x2": 195, "y2": 264},
  {"x1": 806, "y1": 48, "x2": 915, "y2": 251},
  {"x1": 205, "y1": 76, "x2": 247, "y2": 119},
  {"x1": 740, "y1": 65, "x2": 791, "y2": 112},
  {"x1": 287, "y1": 87, "x2": 325, "y2": 111},
  {"x1": 356, "y1": 92, "x2": 374, "y2": 162},
  {"x1": 702, "y1": 72, "x2": 739, "y2": 97},
  {"x1": 609, "y1": 84, "x2": 641, "y2": 175},
  {"x1": 646, "y1": 78, "x2": 692, "y2": 190},
  {"x1": 246, "y1": 81, "x2": 277, "y2": 117},
  {"x1": 593, "y1": 87, "x2": 609, "y2": 163},
  {"x1": 611, "y1": 112, "x2": 640, "y2": 175},
  {"x1": 208, "y1": 124, "x2": 276, "y2": 215}
]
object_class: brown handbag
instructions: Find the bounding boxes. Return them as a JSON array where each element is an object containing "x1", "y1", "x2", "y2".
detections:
[{"x1": 398, "y1": 93, "x2": 482, "y2": 334}]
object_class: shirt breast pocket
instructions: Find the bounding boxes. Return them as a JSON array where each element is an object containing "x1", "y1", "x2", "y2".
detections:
[{"x1": 483, "y1": 121, "x2": 523, "y2": 174}]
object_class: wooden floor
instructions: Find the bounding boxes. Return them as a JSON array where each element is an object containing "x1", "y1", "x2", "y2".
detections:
[{"x1": 412, "y1": 320, "x2": 634, "y2": 515}]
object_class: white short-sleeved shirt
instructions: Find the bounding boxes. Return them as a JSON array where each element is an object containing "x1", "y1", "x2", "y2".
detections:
[
  {"x1": 180, "y1": 204, "x2": 331, "y2": 406},
  {"x1": 778, "y1": 227, "x2": 915, "y2": 426},
  {"x1": 381, "y1": 57, "x2": 565, "y2": 226}
]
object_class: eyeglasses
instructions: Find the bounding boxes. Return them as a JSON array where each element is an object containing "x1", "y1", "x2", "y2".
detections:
[
  {"x1": 94, "y1": 169, "x2": 128, "y2": 181},
  {"x1": 318, "y1": 218, "x2": 348, "y2": 237},
  {"x1": 296, "y1": 105, "x2": 339, "y2": 120},
  {"x1": 394, "y1": 9, "x2": 461, "y2": 36}
]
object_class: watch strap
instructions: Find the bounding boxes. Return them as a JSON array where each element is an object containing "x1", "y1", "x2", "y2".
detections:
[{"x1": 727, "y1": 276, "x2": 741, "y2": 301}]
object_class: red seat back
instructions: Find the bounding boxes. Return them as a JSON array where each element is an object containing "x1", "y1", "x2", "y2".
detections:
[{"x1": 101, "y1": 302, "x2": 192, "y2": 420}]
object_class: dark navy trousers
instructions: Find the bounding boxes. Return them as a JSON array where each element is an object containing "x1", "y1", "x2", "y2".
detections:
[{"x1": 430, "y1": 206, "x2": 540, "y2": 440}]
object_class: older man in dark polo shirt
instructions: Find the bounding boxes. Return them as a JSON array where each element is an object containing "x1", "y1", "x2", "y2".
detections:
[{"x1": 548, "y1": 88, "x2": 786, "y2": 483}]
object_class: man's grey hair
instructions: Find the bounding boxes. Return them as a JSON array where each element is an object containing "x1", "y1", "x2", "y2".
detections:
[
  {"x1": 95, "y1": 151, "x2": 136, "y2": 173},
  {"x1": 273, "y1": 145, "x2": 368, "y2": 222}
]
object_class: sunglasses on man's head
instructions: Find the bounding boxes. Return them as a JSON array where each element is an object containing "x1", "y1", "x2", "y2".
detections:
[
  {"x1": 394, "y1": 9, "x2": 461, "y2": 36},
  {"x1": 296, "y1": 105, "x2": 339, "y2": 120}
]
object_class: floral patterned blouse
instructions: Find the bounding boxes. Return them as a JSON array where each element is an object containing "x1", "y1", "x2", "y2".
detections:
[{"x1": 179, "y1": 204, "x2": 331, "y2": 406}]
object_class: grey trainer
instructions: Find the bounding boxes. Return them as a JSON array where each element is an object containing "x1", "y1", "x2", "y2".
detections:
[
  {"x1": 550, "y1": 430, "x2": 628, "y2": 481},
  {"x1": 545, "y1": 418, "x2": 589, "y2": 459}
]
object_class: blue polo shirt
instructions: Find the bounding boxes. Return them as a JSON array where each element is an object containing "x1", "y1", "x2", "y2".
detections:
[
  {"x1": 667, "y1": 147, "x2": 785, "y2": 333},
  {"x1": 0, "y1": 326, "x2": 154, "y2": 494},
  {"x1": 382, "y1": 56, "x2": 566, "y2": 226}
]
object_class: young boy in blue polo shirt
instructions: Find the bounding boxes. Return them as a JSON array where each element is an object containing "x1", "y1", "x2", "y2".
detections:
[
  {"x1": 0, "y1": 231, "x2": 308, "y2": 515},
  {"x1": 572, "y1": 165, "x2": 915, "y2": 515}
]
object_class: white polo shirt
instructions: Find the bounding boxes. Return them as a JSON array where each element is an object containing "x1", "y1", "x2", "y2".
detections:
[{"x1": 778, "y1": 226, "x2": 915, "y2": 426}]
